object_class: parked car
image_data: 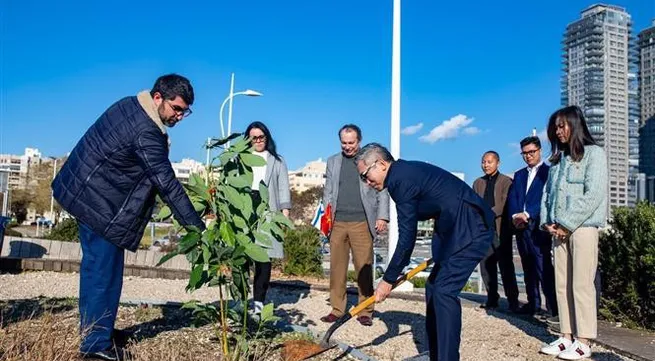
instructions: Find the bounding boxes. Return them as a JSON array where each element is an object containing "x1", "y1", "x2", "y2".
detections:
[{"x1": 30, "y1": 217, "x2": 52, "y2": 227}]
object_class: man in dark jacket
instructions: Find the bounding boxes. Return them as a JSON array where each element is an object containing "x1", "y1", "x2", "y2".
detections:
[
  {"x1": 472, "y1": 151, "x2": 519, "y2": 311},
  {"x1": 52, "y1": 74, "x2": 205, "y2": 361},
  {"x1": 356, "y1": 143, "x2": 494, "y2": 361}
]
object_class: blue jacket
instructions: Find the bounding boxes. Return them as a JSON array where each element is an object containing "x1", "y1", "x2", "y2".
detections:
[
  {"x1": 382, "y1": 160, "x2": 495, "y2": 283},
  {"x1": 540, "y1": 145, "x2": 608, "y2": 232},
  {"x1": 507, "y1": 163, "x2": 550, "y2": 230},
  {"x1": 52, "y1": 92, "x2": 204, "y2": 251}
]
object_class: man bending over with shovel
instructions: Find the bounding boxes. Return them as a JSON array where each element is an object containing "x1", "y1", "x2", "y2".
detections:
[{"x1": 355, "y1": 143, "x2": 495, "y2": 361}]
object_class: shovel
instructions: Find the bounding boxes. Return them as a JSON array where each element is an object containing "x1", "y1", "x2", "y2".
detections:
[{"x1": 286, "y1": 258, "x2": 434, "y2": 361}]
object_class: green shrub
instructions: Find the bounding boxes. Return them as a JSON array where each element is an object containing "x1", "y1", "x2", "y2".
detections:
[
  {"x1": 282, "y1": 225, "x2": 323, "y2": 277},
  {"x1": 410, "y1": 277, "x2": 427, "y2": 288},
  {"x1": 599, "y1": 201, "x2": 655, "y2": 330},
  {"x1": 47, "y1": 218, "x2": 79, "y2": 242}
]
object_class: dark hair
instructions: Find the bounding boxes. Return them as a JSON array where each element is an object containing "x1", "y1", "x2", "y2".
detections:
[
  {"x1": 150, "y1": 74, "x2": 194, "y2": 105},
  {"x1": 520, "y1": 136, "x2": 541, "y2": 149},
  {"x1": 338, "y1": 124, "x2": 362, "y2": 141},
  {"x1": 245, "y1": 121, "x2": 281, "y2": 160},
  {"x1": 483, "y1": 150, "x2": 500, "y2": 162},
  {"x1": 547, "y1": 105, "x2": 597, "y2": 164}
]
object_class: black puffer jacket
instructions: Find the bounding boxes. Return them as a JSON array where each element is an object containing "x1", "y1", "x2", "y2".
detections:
[{"x1": 52, "y1": 94, "x2": 204, "y2": 251}]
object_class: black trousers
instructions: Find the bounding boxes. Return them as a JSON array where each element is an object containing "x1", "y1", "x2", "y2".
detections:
[
  {"x1": 253, "y1": 261, "x2": 272, "y2": 303},
  {"x1": 480, "y1": 232, "x2": 519, "y2": 307}
]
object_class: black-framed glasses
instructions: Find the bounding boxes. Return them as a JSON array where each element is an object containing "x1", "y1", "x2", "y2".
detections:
[
  {"x1": 521, "y1": 149, "x2": 540, "y2": 157},
  {"x1": 251, "y1": 135, "x2": 267, "y2": 143},
  {"x1": 359, "y1": 160, "x2": 378, "y2": 182},
  {"x1": 166, "y1": 100, "x2": 192, "y2": 117}
]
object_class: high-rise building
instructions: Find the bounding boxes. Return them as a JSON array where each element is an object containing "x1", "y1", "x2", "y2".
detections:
[
  {"x1": 639, "y1": 20, "x2": 655, "y2": 203},
  {"x1": 0, "y1": 148, "x2": 43, "y2": 189},
  {"x1": 562, "y1": 4, "x2": 633, "y2": 210}
]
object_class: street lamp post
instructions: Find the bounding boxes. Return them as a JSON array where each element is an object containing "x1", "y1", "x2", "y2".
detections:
[
  {"x1": 49, "y1": 158, "x2": 58, "y2": 232},
  {"x1": 206, "y1": 73, "x2": 263, "y2": 166},
  {"x1": 388, "y1": 0, "x2": 401, "y2": 274}
]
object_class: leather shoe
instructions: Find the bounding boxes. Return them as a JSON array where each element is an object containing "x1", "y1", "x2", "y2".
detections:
[
  {"x1": 81, "y1": 347, "x2": 131, "y2": 361},
  {"x1": 479, "y1": 303, "x2": 498, "y2": 310},
  {"x1": 320, "y1": 313, "x2": 340, "y2": 323},
  {"x1": 516, "y1": 304, "x2": 536, "y2": 315},
  {"x1": 357, "y1": 315, "x2": 373, "y2": 326}
]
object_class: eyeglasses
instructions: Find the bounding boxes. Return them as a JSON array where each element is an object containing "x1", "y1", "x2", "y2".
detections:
[
  {"x1": 359, "y1": 160, "x2": 378, "y2": 182},
  {"x1": 166, "y1": 101, "x2": 192, "y2": 117},
  {"x1": 251, "y1": 135, "x2": 267, "y2": 143},
  {"x1": 521, "y1": 149, "x2": 540, "y2": 157}
]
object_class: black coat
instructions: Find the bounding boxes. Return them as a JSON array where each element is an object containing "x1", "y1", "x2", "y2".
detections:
[{"x1": 52, "y1": 95, "x2": 204, "y2": 251}]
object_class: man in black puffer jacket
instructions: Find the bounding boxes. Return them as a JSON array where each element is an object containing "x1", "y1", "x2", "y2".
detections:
[{"x1": 52, "y1": 74, "x2": 205, "y2": 361}]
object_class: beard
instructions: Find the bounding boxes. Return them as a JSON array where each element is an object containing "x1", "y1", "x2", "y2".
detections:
[{"x1": 157, "y1": 104, "x2": 177, "y2": 127}]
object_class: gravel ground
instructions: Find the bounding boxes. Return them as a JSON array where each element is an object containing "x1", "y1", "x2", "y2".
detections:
[{"x1": 0, "y1": 271, "x2": 635, "y2": 361}]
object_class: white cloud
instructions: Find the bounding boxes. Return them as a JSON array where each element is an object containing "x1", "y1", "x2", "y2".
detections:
[
  {"x1": 418, "y1": 114, "x2": 476, "y2": 144},
  {"x1": 401, "y1": 122, "x2": 424, "y2": 135},
  {"x1": 462, "y1": 127, "x2": 480, "y2": 135}
]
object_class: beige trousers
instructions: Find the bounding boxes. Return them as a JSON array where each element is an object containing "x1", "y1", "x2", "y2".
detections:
[
  {"x1": 329, "y1": 221, "x2": 374, "y2": 317},
  {"x1": 554, "y1": 226, "x2": 599, "y2": 339}
]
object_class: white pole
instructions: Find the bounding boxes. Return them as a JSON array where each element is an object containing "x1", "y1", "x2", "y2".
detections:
[
  {"x1": 226, "y1": 73, "x2": 236, "y2": 147},
  {"x1": 387, "y1": 0, "x2": 401, "y2": 268},
  {"x1": 49, "y1": 158, "x2": 57, "y2": 231}
]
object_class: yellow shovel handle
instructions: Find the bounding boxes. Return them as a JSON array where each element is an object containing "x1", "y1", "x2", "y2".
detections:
[{"x1": 348, "y1": 258, "x2": 433, "y2": 317}]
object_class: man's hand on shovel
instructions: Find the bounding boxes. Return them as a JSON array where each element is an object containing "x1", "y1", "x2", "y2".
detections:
[{"x1": 375, "y1": 280, "x2": 393, "y2": 303}]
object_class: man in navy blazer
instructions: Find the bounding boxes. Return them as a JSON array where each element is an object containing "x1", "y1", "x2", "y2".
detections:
[
  {"x1": 507, "y1": 136, "x2": 557, "y2": 316},
  {"x1": 355, "y1": 143, "x2": 494, "y2": 361}
]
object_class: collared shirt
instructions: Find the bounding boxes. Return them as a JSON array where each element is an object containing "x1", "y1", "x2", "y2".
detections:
[{"x1": 526, "y1": 161, "x2": 544, "y2": 195}]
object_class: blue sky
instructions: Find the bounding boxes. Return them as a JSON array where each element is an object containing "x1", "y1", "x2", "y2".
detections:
[{"x1": 1, "y1": 0, "x2": 653, "y2": 185}]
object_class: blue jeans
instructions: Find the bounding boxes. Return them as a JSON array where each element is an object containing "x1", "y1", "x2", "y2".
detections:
[{"x1": 78, "y1": 222, "x2": 124, "y2": 353}]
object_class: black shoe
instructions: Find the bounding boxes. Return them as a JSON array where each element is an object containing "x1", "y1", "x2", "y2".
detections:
[
  {"x1": 516, "y1": 304, "x2": 536, "y2": 315},
  {"x1": 479, "y1": 303, "x2": 498, "y2": 310},
  {"x1": 81, "y1": 347, "x2": 131, "y2": 361},
  {"x1": 546, "y1": 315, "x2": 560, "y2": 325},
  {"x1": 112, "y1": 329, "x2": 136, "y2": 347},
  {"x1": 508, "y1": 302, "x2": 520, "y2": 313}
]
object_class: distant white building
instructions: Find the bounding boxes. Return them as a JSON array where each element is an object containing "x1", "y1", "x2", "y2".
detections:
[
  {"x1": 0, "y1": 148, "x2": 43, "y2": 189},
  {"x1": 171, "y1": 158, "x2": 205, "y2": 184},
  {"x1": 288, "y1": 158, "x2": 326, "y2": 192}
]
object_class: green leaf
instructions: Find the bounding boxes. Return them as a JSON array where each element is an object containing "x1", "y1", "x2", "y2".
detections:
[
  {"x1": 244, "y1": 242, "x2": 269, "y2": 262},
  {"x1": 192, "y1": 201, "x2": 206, "y2": 212},
  {"x1": 239, "y1": 153, "x2": 267, "y2": 167},
  {"x1": 156, "y1": 250, "x2": 179, "y2": 267},
  {"x1": 235, "y1": 233, "x2": 253, "y2": 249},
  {"x1": 156, "y1": 206, "x2": 171, "y2": 221},
  {"x1": 270, "y1": 223, "x2": 285, "y2": 239},
  {"x1": 219, "y1": 222, "x2": 236, "y2": 247},
  {"x1": 272, "y1": 212, "x2": 294, "y2": 228},
  {"x1": 186, "y1": 248, "x2": 200, "y2": 264},
  {"x1": 223, "y1": 186, "x2": 243, "y2": 209},
  {"x1": 233, "y1": 215, "x2": 248, "y2": 230},
  {"x1": 178, "y1": 232, "x2": 201, "y2": 253},
  {"x1": 225, "y1": 173, "x2": 251, "y2": 189},
  {"x1": 219, "y1": 151, "x2": 238, "y2": 166},
  {"x1": 202, "y1": 244, "x2": 210, "y2": 265},
  {"x1": 240, "y1": 193, "x2": 253, "y2": 220},
  {"x1": 258, "y1": 182, "x2": 270, "y2": 206},
  {"x1": 260, "y1": 303, "x2": 279, "y2": 323},
  {"x1": 189, "y1": 265, "x2": 203, "y2": 290},
  {"x1": 207, "y1": 133, "x2": 242, "y2": 148},
  {"x1": 254, "y1": 231, "x2": 273, "y2": 247}
]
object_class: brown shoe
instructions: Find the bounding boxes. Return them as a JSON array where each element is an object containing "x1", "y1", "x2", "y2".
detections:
[
  {"x1": 320, "y1": 313, "x2": 339, "y2": 323},
  {"x1": 357, "y1": 315, "x2": 373, "y2": 326}
]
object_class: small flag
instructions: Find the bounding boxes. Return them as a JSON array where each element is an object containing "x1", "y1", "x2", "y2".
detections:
[
  {"x1": 320, "y1": 203, "x2": 333, "y2": 237},
  {"x1": 311, "y1": 201, "x2": 324, "y2": 229}
]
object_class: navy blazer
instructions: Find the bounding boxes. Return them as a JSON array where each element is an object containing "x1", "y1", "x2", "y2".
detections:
[
  {"x1": 506, "y1": 163, "x2": 550, "y2": 228},
  {"x1": 382, "y1": 160, "x2": 495, "y2": 283}
]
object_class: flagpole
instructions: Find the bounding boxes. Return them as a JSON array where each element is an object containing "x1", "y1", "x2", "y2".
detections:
[{"x1": 387, "y1": 0, "x2": 401, "y2": 273}]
